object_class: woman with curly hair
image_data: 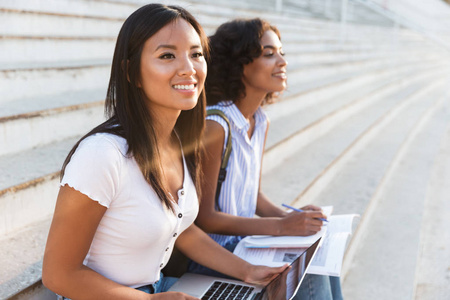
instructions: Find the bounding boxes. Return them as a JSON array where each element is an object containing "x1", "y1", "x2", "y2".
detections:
[{"x1": 191, "y1": 18, "x2": 343, "y2": 300}]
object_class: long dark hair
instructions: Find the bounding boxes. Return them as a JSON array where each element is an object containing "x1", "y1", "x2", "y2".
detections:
[
  {"x1": 61, "y1": 4, "x2": 208, "y2": 211},
  {"x1": 206, "y1": 18, "x2": 280, "y2": 105}
]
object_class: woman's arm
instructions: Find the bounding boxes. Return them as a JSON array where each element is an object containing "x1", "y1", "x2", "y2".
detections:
[
  {"x1": 175, "y1": 224, "x2": 287, "y2": 285},
  {"x1": 255, "y1": 191, "x2": 287, "y2": 218},
  {"x1": 43, "y1": 186, "x2": 196, "y2": 300},
  {"x1": 196, "y1": 120, "x2": 327, "y2": 237},
  {"x1": 196, "y1": 120, "x2": 284, "y2": 236}
]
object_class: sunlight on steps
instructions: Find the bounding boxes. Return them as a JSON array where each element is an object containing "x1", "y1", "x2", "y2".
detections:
[{"x1": 1, "y1": 0, "x2": 450, "y2": 299}]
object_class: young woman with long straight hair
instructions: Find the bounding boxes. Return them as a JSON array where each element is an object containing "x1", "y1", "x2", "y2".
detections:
[{"x1": 42, "y1": 5, "x2": 287, "y2": 299}]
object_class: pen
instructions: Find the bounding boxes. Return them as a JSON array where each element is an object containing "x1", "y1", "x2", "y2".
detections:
[{"x1": 282, "y1": 203, "x2": 329, "y2": 222}]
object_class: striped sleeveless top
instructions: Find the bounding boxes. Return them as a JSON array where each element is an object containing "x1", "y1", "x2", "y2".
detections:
[{"x1": 206, "y1": 101, "x2": 268, "y2": 247}]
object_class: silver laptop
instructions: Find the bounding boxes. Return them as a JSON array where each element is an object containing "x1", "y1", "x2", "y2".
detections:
[{"x1": 168, "y1": 237, "x2": 322, "y2": 300}]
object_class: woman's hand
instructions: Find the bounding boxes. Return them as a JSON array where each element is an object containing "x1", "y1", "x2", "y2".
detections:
[
  {"x1": 148, "y1": 292, "x2": 199, "y2": 299},
  {"x1": 243, "y1": 264, "x2": 289, "y2": 286},
  {"x1": 300, "y1": 204, "x2": 322, "y2": 212},
  {"x1": 263, "y1": 265, "x2": 289, "y2": 300},
  {"x1": 277, "y1": 210, "x2": 326, "y2": 236}
]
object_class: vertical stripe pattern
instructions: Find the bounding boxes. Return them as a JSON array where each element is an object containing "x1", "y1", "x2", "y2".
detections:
[{"x1": 206, "y1": 101, "x2": 268, "y2": 246}]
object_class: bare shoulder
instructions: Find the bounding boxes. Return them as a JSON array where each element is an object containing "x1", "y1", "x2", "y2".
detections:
[{"x1": 203, "y1": 119, "x2": 226, "y2": 150}]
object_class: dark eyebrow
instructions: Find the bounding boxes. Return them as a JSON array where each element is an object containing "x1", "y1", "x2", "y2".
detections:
[
  {"x1": 155, "y1": 44, "x2": 202, "y2": 52},
  {"x1": 263, "y1": 45, "x2": 276, "y2": 49},
  {"x1": 156, "y1": 44, "x2": 176, "y2": 51}
]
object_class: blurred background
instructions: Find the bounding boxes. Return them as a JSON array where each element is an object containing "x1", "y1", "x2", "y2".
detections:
[{"x1": 1, "y1": 0, "x2": 450, "y2": 299}]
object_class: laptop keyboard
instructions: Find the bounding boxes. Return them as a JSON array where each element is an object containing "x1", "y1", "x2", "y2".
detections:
[{"x1": 201, "y1": 281, "x2": 255, "y2": 300}]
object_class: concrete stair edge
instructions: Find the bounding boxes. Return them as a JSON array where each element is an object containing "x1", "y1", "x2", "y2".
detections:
[
  {"x1": 339, "y1": 87, "x2": 450, "y2": 299},
  {"x1": 340, "y1": 87, "x2": 450, "y2": 281},
  {"x1": 262, "y1": 63, "x2": 449, "y2": 171},
  {"x1": 290, "y1": 77, "x2": 448, "y2": 209}
]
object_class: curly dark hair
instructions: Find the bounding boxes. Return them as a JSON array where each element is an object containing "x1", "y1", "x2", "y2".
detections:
[{"x1": 206, "y1": 18, "x2": 281, "y2": 105}]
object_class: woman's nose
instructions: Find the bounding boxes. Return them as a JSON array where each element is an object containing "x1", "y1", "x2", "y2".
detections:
[
  {"x1": 178, "y1": 56, "x2": 196, "y2": 77},
  {"x1": 278, "y1": 54, "x2": 288, "y2": 67}
]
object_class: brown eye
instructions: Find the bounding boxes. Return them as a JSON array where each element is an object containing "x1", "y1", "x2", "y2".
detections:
[
  {"x1": 159, "y1": 53, "x2": 175, "y2": 59},
  {"x1": 192, "y1": 52, "x2": 204, "y2": 58}
]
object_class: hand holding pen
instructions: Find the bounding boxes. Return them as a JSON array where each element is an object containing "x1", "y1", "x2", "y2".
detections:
[
  {"x1": 282, "y1": 203, "x2": 329, "y2": 222},
  {"x1": 276, "y1": 204, "x2": 327, "y2": 236}
]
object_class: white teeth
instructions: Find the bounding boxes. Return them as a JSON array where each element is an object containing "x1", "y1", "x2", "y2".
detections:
[
  {"x1": 273, "y1": 72, "x2": 287, "y2": 78},
  {"x1": 173, "y1": 84, "x2": 195, "y2": 90}
]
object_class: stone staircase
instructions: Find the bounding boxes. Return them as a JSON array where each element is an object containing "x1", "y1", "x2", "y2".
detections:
[{"x1": 1, "y1": 0, "x2": 450, "y2": 299}]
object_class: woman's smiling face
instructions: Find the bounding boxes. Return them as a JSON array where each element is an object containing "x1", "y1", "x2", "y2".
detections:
[
  {"x1": 242, "y1": 30, "x2": 288, "y2": 96},
  {"x1": 139, "y1": 18, "x2": 207, "y2": 115}
]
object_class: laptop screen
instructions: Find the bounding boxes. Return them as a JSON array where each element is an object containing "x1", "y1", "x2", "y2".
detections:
[{"x1": 258, "y1": 237, "x2": 322, "y2": 300}]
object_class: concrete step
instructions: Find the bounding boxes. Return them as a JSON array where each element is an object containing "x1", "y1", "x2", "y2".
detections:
[
  {"x1": 286, "y1": 53, "x2": 436, "y2": 86},
  {"x1": 0, "y1": 218, "x2": 55, "y2": 300},
  {"x1": 284, "y1": 53, "x2": 444, "y2": 98},
  {"x1": 0, "y1": 137, "x2": 79, "y2": 236},
  {"x1": 265, "y1": 56, "x2": 442, "y2": 149},
  {"x1": 339, "y1": 89, "x2": 450, "y2": 299},
  {"x1": 189, "y1": 0, "x2": 314, "y2": 20},
  {"x1": 1, "y1": 0, "x2": 137, "y2": 19},
  {"x1": 260, "y1": 74, "x2": 449, "y2": 206},
  {"x1": 263, "y1": 61, "x2": 447, "y2": 171},
  {"x1": 290, "y1": 77, "x2": 448, "y2": 209},
  {"x1": 303, "y1": 0, "x2": 396, "y2": 26},
  {"x1": 413, "y1": 123, "x2": 450, "y2": 299},
  {"x1": 266, "y1": 55, "x2": 445, "y2": 121},
  {"x1": 0, "y1": 98, "x2": 104, "y2": 156},
  {"x1": 0, "y1": 38, "x2": 115, "y2": 67},
  {"x1": 0, "y1": 137, "x2": 71, "y2": 298},
  {"x1": 2, "y1": 21, "x2": 426, "y2": 67},
  {"x1": 0, "y1": 87, "x2": 105, "y2": 118},
  {"x1": 1, "y1": 0, "x2": 436, "y2": 56},
  {"x1": 0, "y1": 34, "x2": 401, "y2": 69},
  {"x1": 189, "y1": 0, "x2": 433, "y2": 48},
  {"x1": 189, "y1": 0, "x2": 277, "y2": 12},
  {"x1": 0, "y1": 9, "x2": 123, "y2": 38},
  {"x1": 0, "y1": 0, "x2": 437, "y2": 47},
  {"x1": 274, "y1": 19, "x2": 428, "y2": 44},
  {"x1": 0, "y1": 62, "x2": 109, "y2": 105},
  {"x1": 285, "y1": 48, "x2": 425, "y2": 66}
]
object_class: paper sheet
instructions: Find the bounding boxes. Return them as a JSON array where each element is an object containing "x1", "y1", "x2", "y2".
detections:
[
  {"x1": 241, "y1": 206, "x2": 333, "y2": 248},
  {"x1": 308, "y1": 214, "x2": 358, "y2": 276},
  {"x1": 241, "y1": 228, "x2": 326, "y2": 248},
  {"x1": 233, "y1": 213, "x2": 358, "y2": 276},
  {"x1": 233, "y1": 243, "x2": 306, "y2": 267}
]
